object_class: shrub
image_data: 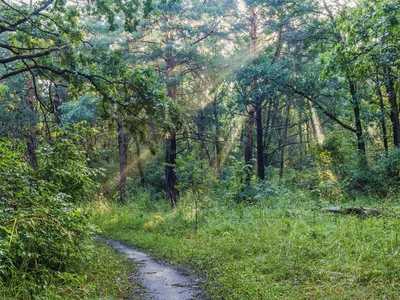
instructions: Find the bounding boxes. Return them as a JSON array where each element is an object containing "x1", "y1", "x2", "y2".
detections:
[{"x1": 0, "y1": 137, "x2": 97, "y2": 285}]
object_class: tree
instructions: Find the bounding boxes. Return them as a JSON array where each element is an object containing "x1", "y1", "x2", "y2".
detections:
[{"x1": 127, "y1": 0, "x2": 232, "y2": 207}]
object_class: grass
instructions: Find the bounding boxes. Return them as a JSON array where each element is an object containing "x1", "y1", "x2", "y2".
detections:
[
  {"x1": 0, "y1": 240, "x2": 137, "y2": 299},
  {"x1": 93, "y1": 188, "x2": 400, "y2": 299}
]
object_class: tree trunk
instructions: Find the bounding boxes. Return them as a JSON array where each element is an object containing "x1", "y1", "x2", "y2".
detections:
[
  {"x1": 265, "y1": 98, "x2": 279, "y2": 166},
  {"x1": 349, "y1": 80, "x2": 367, "y2": 164},
  {"x1": 255, "y1": 103, "x2": 264, "y2": 180},
  {"x1": 213, "y1": 97, "x2": 222, "y2": 175},
  {"x1": 164, "y1": 32, "x2": 179, "y2": 208},
  {"x1": 263, "y1": 101, "x2": 272, "y2": 151},
  {"x1": 134, "y1": 135, "x2": 145, "y2": 187},
  {"x1": 384, "y1": 66, "x2": 400, "y2": 148},
  {"x1": 375, "y1": 77, "x2": 389, "y2": 154},
  {"x1": 27, "y1": 81, "x2": 38, "y2": 171},
  {"x1": 196, "y1": 110, "x2": 206, "y2": 161},
  {"x1": 245, "y1": 106, "x2": 255, "y2": 167},
  {"x1": 298, "y1": 106, "x2": 304, "y2": 160},
  {"x1": 165, "y1": 130, "x2": 178, "y2": 208},
  {"x1": 117, "y1": 117, "x2": 127, "y2": 204},
  {"x1": 244, "y1": 6, "x2": 258, "y2": 177},
  {"x1": 279, "y1": 101, "x2": 291, "y2": 179}
]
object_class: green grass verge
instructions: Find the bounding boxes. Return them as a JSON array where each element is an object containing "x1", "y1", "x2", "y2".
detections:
[
  {"x1": 93, "y1": 190, "x2": 400, "y2": 299},
  {"x1": 0, "y1": 240, "x2": 136, "y2": 299}
]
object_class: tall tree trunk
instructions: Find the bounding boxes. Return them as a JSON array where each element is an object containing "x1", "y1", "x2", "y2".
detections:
[
  {"x1": 279, "y1": 101, "x2": 291, "y2": 179},
  {"x1": 134, "y1": 135, "x2": 145, "y2": 187},
  {"x1": 165, "y1": 83, "x2": 179, "y2": 208},
  {"x1": 384, "y1": 66, "x2": 400, "y2": 148},
  {"x1": 263, "y1": 101, "x2": 272, "y2": 167},
  {"x1": 298, "y1": 106, "x2": 304, "y2": 160},
  {"x1": 265, "y1": 98, "x2": 279, "y2": 166},
  {"x1": 245, "y1": 106, "x2": 255, "y2": 166},
  {"x1": 197, "y1": 110, "x2": 206, "y2": 161},
  {"x1": 255, "y1": 103, "x2": 264, "y2": 180},
  {"x1": 27, "y1": 81, "x2": 38, "y2": 171},
  {"x1": 263, "y1": 101, "x2": 272, "y2": 149},
  {"x1": 375, "y1": 77, "x2": 389, "y2": 154},
  {"x1": 213, "y1": 97, "x2": 222, "y2": 175},
  {"x1": 117, "y1": 117, "x2": 127, "y2": 204},
  {"x1": 244, "y1": 6, "x2": 258, "y2": 175},
  {"x1": 164, "y1": 32, "x2": 179, "y2": 208},
  {"x1": 165, "y1": 130, "x2": 178, "y2": 208},
  {"x1": 349, "y1": 80, "x2": 367, "y2": 164}
]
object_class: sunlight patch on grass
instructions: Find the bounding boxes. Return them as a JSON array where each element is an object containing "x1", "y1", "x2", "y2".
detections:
[{"x1": 93, "y1": 189, "x2": 400, "y2": 299}]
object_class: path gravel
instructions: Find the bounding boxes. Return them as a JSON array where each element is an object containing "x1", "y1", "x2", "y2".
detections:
[{"x1": 100, "y1": 238, "x2": 200, "y2": 300}]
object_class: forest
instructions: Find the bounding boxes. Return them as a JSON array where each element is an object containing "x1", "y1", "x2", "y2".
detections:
[{"x1": 1, "y1": 0, "x2": 400, "y2": 298}]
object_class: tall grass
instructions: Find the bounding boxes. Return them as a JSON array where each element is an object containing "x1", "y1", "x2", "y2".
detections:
[
  {"x1": 0, "y1": 240, "x2": 136, "y2": 299},
  {"x1": 93, "y1": 187, "x2": 400, "y2": 299}
]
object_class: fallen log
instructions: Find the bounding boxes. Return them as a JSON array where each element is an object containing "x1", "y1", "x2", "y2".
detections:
[{"x1": 321, "y1": 207, "x2": 381, "y2": 218}]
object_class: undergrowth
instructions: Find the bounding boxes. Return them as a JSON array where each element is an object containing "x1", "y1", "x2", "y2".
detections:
[
  {"x1": 0, "y1": 135, "x2": 135, "y2": 299},
  {"x1": 0, "y1": 240, "x2": 134, "y2": 299},
  {"x1": 93, "y1": 186, "x2": 400, "y2": 299}
]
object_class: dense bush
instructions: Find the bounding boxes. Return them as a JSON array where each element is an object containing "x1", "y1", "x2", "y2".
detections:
[{"x1": 0, "y1": 136, "x2": 98, "y2": 285}]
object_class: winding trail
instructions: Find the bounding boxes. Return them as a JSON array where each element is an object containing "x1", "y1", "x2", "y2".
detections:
[{"x1": 101, "y1": 238, "x2": 200, "y2": 300}]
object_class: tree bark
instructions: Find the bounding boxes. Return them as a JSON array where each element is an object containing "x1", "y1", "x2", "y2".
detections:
[
  {"x1": 279, "y1": 101, "x2": 291, "y2": 179},
  {"x1": 165, "y1": 130, "x2": 178, "y2": 208},
  {"x1": 244, "y1": 6, "x2": 258, "y2": 176},
  {"x1": 265, "y1": 98, "x2": 279, "y2": 166},
  {"x1": 117, "y1": 117, "x2": 127, "y2": 204},
  {"x1": 196, "y1": 110, "x2": 206, "y2": 161},
  {"x1": 298, "y1": 106, "x2": 304, "y2": 160},
  {"x1": 164, "y1": 31, "x2": 179, "y2": 208},
  {"x1": 375, "y1": 77, "x2": 389, "y2": 154},
  {"x1": 245, "y1": 106, "x2": 255, "y2": 167},
  {"x1": 255, "y1": 103, "x2": 264, "y2": 180},
  {"x1": 349, "y1": 80, "x2": 367, "y2": 164},
  {"x1": 213, "y1": 96, "x2": 222, "y2": 175},
  {"x1": 27, "y1": 81, "x2": 38, "y2": 171},
  {"x1": 384, "y1": 66, "x2": 400, "y2": 148}
]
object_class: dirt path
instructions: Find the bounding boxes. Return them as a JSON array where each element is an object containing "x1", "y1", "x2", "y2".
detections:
[{"x1": 101, "y1": 238, "x2": 200, "y2": 300}]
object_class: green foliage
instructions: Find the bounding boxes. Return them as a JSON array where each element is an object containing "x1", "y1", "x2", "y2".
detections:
[
  {"x1": 0, "y1": 240, "x2": 135, "y2": 299},
  {"x1": 219, "y1": 156, "x2": 249, "y2": 202},
  {"x1": 62, "y1": 95, "x2": 99, "y2": 125},
  {"x1": 139, "y1": 155, "x2": 165, "y2": 192},
  {"x1": 3, "y1": 0, "x2": 400, "y2": 297},
  {"x1": 240, "y1": 180, "x2": 278, "y2": 204},
  {"x1": 37, "y1": 132, "x2": 101, "y2": 203},
  {"x1": 176, "y1": 151, "x2": 217, "y2": 195},
  {"x1": 382, "y1": 148, "x2": 400, "y2": 177},
  {"x1": 0, "y1": 84, "x2": 8, "y2": 98},
  {"x1": 235, "y1": 56, "x2": 289, "y2": 107},
  {"x1": 0, "y1": 137, "x2": 99, "y2": 293},
  {"x1": 95, "y1": 189, "x2": 400, "y2": 300}
]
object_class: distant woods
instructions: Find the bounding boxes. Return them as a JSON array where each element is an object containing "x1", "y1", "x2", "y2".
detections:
[{"x1": 1, "y1": 0, "x2": 400, "y2": 205}]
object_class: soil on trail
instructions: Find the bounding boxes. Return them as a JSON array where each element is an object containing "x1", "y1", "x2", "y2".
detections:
[{"x1": 101, "y1": 238, "x2": 201, "y2": 300}]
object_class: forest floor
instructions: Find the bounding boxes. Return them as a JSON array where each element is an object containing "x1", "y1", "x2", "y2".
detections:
[
  {"x1": 99, "y1": 237, "x2": 202, "y2": 300},
  {"x1": 92, "y1": 190, "x2": 400, "y2": 299}
]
